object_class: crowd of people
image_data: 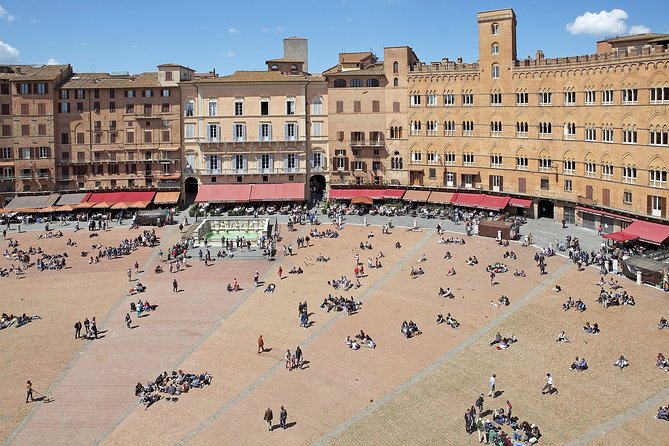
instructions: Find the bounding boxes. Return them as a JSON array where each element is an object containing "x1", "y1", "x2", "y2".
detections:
[
  {"x1": 345, "y1": 330, "x2": 376, "y2": 349},
  {"x1": 135, "y1": 370, "x2": 212, "y2": 408},
  {"x1": 1, "y1": 313, "x2": 41, "y2": 329}
]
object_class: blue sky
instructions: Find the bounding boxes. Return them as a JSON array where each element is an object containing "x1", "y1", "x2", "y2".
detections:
[{"x1": 0, "y1": 1, "x2": 666, "y2": 74}]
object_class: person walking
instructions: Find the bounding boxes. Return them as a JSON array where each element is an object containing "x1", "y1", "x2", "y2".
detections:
[
  {"x1": 127, "y1": 268, "x2": 132, "y2": 282},
  {"x1": 279, "y1": 406, "x2": 288, "y2": 429},
  {"x1": 488, "y1": 374, "x2": 496, "y2": 397},
  {"x1": 285, "y1": 349, "x2": 292, "y2": 371},
  {"x1": 173, "y1": 279, "x2": 178, "y2": 292},
  {"x1": 278, "y1": 266, "x2": 283, "y2": 279},
  {"x1": 134, "y1": 260, "x2": 139, "y2": 275},
  {"x1": 254, "y1": 271, "x2": 259, "y2": 287},
  {"x1": 74, "y1": 320, "x2": 82, "y2": 339},
  {"x1": 257, "y1": 335, "x2": 265, "y2": 354},
  {"x1": 475, "y1": 394, "x2": 484, "y2": 416},
  {"x1": 541, "y1": 373, "x2": 553, "y2": 394},
  {"x1": 125, "y1": 313, "x2": 132, "y2": 329},
  {"x1": 91, "y1": 319, "x2": 98, "y2": 339},
  {"x1": 264, "y1": 407, "x2": 273, "y2": 431},
  {"x1": 84, "y1": 318, "x2": 90, "y2": 335},
  {"x1": 505, "y1": 400, "x2": 512, "y2": 424},
  {"x1": 295, "y1": 346, "x2": 302, "y2": 368},
  {"x1": 26, "y1": 380, "x2": 35, "y2": 403}
]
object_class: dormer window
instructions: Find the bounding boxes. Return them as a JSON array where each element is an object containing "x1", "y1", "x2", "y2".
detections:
[
  {"x1": 270, "y1": 64, "x2": 279, "y2": 71},
  {"x1": 290, "y1": 64, "x2": 298, "y2": 72}
]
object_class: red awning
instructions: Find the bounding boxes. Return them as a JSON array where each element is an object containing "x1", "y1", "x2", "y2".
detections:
[
  {"x1": 195, "y1": 184, "x2": 252, "y2": 203},
  {"x1": 602, "y1": 231, "x2": 639, "y2": 242},
  {"x1": 621, "y1": 220, "x2": 669, "y2": 245},
  {"x1": 575, "y1": 206, "x2": 635, "y2": 222},
  {"x1": 250, "y1": 183, "x2": 304, "y2": 202},
  {"x1": 479, "y1": 195, "x2": 511, "y2": 211},
  {"x1": 508, "y1": 198, "x2": 533, "y2": 208},
  {"x1": 85, "y1": 191, "x2": 155, "y2": 204},
  {"x1": 329, "y1": 188, "x2": 404, "y2": 200},
  {"x1": 452, "y1": 192, "x2": 485, "y2": 208}
]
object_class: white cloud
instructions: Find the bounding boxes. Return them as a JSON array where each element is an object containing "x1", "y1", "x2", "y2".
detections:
[
  {"x1": 566, "y1": 9, "x2": 628, "y2": 35},
  {"x1": 224, "y1": 51, "x2": 236, "y2": 57},
  {"x1": 228, "y1": 27, "x2": 240, "y2": 34},
  {"x1": 629, "y1": 25, "x2": 651, "y2": 34},
  {"x1": 0, "y1": 40, "x2": 19, "y2": 62},
  {"x1": 46, "y1": 58, "x2": 59, "y2": 65},
  {"x1": 261, "y1": 26, "x2": 284, "y2": 33},
  {"x1": 0, "y1": 5, "x2": 15, "y2": 22}
]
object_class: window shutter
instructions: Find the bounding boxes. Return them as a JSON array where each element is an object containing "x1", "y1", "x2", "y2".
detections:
[
  {"x1": 499, "y1": 177, "x2": 503, "y2": 191},
  {"x1": 344, "y1": 157, "x2": 349, "y2": 172},
  {"x1": 284, "y1": 155, "x2": 288, "y2": 172},
  {"x1": 602, "y1": 188, "x2": 610, "y2": 206},
  {"x1": 268, "y1": 124, "x2": 272, "y2": 140},
  {"x1": 337, "y1": 131, "x2": 344, "y2": 141},
  {"x1": 662, "y1": 197, "x2": 667, "y2": 218},
  {"x1": 518, "y1": 177, "x2": 526, "y2": 193},
  {"x1": 647, "y1": 195, "x2": 653, "y2": 215},
  {"x1": 295, "y1": 125, "x2": 298, "y2": 140},
  {"x1": 489, "y1": 175, "x2": 493, "y2": 190},
  {"x1": 258, "y1": 124, "x2": 262, "y2": 141},
  {"x1": 242, "y1": 155, "x2": 247, "y2": 173},
  {"x1": 284, "y1": 124, "x2": 288, "y2": 140},
  {"x1": 242, "y1": 125, "x2": 246, "y2": 141},
  {"x1": 332, "y1": 157, "x2": 336, "y2": 170}
]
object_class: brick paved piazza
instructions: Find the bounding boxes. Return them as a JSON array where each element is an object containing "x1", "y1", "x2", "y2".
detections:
[{"x1": 1, "y1": 220, "x2": 668, "y2": 445}]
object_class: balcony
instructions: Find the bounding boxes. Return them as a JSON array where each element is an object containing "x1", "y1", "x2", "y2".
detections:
[
  {"x1": 0, "y1": 175, "x2": 14, "y2": 180},
  {"x1": 19, "y1": 173, "x2": 33, "y2": 179},
  {"x1": 197, "y1": 168, "x2": 306, "y2": 176},
  {"x1": 350, "y1": 139, "x2": 385, "y2": 148}
]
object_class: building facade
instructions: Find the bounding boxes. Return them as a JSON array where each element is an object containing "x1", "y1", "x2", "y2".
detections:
[
  {"x1": 324, "y1": 47, "x2": 418, "y2": 187},
  {"x1": 0, "y1": 64, "x2": 73, "y2": 199},
  {"x1": 53, "y1": 65, "x2": 189, "y2": 192},
  {"x1": 181, "y1": 38, "x2": 328, "y2": 202},
  {"x1": 405, "y1": 8, "x2": 669, "y2": 226}
]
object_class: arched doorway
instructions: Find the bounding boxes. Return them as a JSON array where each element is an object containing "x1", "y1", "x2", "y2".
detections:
[
  {"x1": 538, "y1": 199, "x2": 554, "y2": 219},
  {"x1": 309, "y1": 174, "x2": 326, "y2": 206},
  {"x1": 184, "y1": 177, "x2": 198, "y2": 205}
]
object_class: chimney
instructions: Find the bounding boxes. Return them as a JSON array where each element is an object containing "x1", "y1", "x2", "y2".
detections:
[{"x1": 535, "y1": 50, "x2": 545, "y2": 60}]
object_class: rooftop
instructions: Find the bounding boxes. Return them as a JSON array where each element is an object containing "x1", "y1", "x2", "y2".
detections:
[
  {"x1": 61, "y1": 72, "x2": 170, "y2": 89},
  {"x1": 0, "y1": 64, "x2": 71, "y2": 81},
  {"x1": 186, "y1": 70, "x2": 324, "y2": 83},
  {"x1": 599, "y1": 32, "x2": 669, "y2": 44}
]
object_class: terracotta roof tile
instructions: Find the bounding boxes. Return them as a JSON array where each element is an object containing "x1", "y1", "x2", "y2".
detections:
[
  {"x1": 61, "y1": 72, "x2": 167, "y2": 89},
  {"x1": 0, "y1": 64, "x2": 70, "y2": 81},
  {"x1": 185, "y1": 70, "x2": 324, "y2": 83}
]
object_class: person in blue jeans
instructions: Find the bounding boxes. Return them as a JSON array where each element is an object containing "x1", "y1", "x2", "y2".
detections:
[{"x1": 299, "y1": 312, "x2": 308, "y2": 329}]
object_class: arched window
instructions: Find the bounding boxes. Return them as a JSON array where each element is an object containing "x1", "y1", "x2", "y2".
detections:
[
  {"x1": 491, "y1": 23, "x2": 499, "y2": 35},
  {"x1": 290, "y1": 64, "x2": 298, "y2": 72},
  {"x1": 333, "y1": 79, "x2": 346, "y2": 88},
  {"x1": 393, "y1": 77, "x2": 399, "y2": 87},
  {"x1": 393, "y1": 61, "x2": 399, "y2": 74},
  {"x1": 270, "y1": 64, "x2": 279, "y2": 71},
  {"x1": 350, "y1": 79, "x2": 363, "y2": 88},
  {"x1": 367, "y1": 78, "x2": 379, "y2": 87},
  {"x1": 491, "y1": 43, "x2": 500, "y2": 55},
  {"x1": 311, "y1": 96, "x2": 322, "y2": 115},
  {"x1": 491, "y1": 64, "x2": 500, "y2": 79}
]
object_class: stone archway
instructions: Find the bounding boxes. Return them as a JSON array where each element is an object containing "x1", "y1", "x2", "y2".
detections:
[
  {"x1": 309, "y1": 174, "x2": 326, "y2": 205},
  {"x1": 538, "y1": 199, "x2": 554, "y2": 219},
  {"x1": 184, "y1": 177, "x2": 199, "y2": 205}
]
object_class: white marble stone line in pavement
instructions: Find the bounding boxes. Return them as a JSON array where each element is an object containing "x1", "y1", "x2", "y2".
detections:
[
  {"x1": 90, "y1": 224, "x2": 309, "y2": 446},
  {"x1": 4, "y1": 226, "x2": 180, "y2": 446},
  {"x1": 176, "y1": 229, "x2": 435, "y2": 445},
  {"x1": 565, "y1": 387, "x2": 669, "y2": 446},
  {"x1": 314, "y1": 259, "x2": 572, "y2": 446}
]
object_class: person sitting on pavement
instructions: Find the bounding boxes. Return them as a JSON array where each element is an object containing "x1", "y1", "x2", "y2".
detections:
[{"x1": 614, "y1": 355, "x2": 629, "y2": 369}]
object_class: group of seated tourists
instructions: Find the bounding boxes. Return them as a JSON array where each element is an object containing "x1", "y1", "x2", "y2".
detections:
[
  {"x1": 128, "y1": 282, "x2": 146, "y2": 295},
  {"x1": 320, "y1": 294, "x2": 362, "y2": 315},
  {"x1": 37, "y1": 230, "x2": 64, "y2": 239},
  {"x1": 438, "y1": 237, "x2": 465, "y2": 245},
  {"x1": 659, "y1": 317, "x2": 669, "y2": 330},
  {"x1": 135, "y1": 370, "x2": 212, "y2": 408},
  {"x1": 436, "y1": 313, "x2": 459, "y2": 328},
  {"x1": 563, "y1": 296, "x2": 586, "y2": 312},
  {"x1": 597, "y1": 288, "x2": 635, "y2": 307},
  {"x1": 316, "y1": 254, "x2": 330, "y2": 262},
  {"x1": 466, "y1": 256, "x2": 479, "y2": 266},
  {"x1": 656, "y1": 406, "x2": 669, "y2": 421},
  {"x1": 409, "y1": 267, "x2": 424, "y2": 278},
  {"x1": 502, "y1": 251, "x2": 517, "y2": 260},
  {"x1": 309, "y1": 228, "x2": 338, "y2": 238},
  {"x1": 359, "y1": 241, "x2": 373, "y2": 250},
  {"x1": 657, "y1": 353, "x2": 669, "y2": 370},
  {"x1": 513, "y1": 269, "x2": 526, "y2": 277},
  {"x1": 328, "y1": 276, "x2": 353, "y2": 291},
  {"x1": 489, "y1": 331, "x2": 517, "y2": 349},
  {"x1": 486, "y1": 263, "x2": 508, "y2": 274},
  {"x1": 35, "y1": 252, "x2": 67, "y2": 271},
  {"x1": 130, "y1": 299, "x2": 156, "y2": 315},
  {"x1": 344, "y1": 330, "x2": 376, "y2": 349},
  {"x1": 288, "y1": 266, "x2": 304, "y2": 275},
  {"x1": 491, "y1": 295, "x2": 510, "y2": 307},
  {"x1": 438, "y1": 287, "x2": 455, "y2": 299},
  {"x1": 0, "y1": 312, "x2": 41, "y2": 329},
  {"x1": 447, "y1": 267, "x2": 456, "y2": 276},
  {"x1": 570, "y1": 356, "x2": 588, "y2": 371},
  {"x1": 583, "y1": 322, "x2": 600, "y2": 334},
  {"x1": 401, "y1": 320, "x2": 420, "y2": 338}
]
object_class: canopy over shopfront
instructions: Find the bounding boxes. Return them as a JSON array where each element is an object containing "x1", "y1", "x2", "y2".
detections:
[
  {"x1": 85, "y1": 191, "x2": 156, "y2": 204},
  {"x1": 329, "y1": 188, "x2": 405, "y2": 200},
  {"x1": 153, "y1": 191, "x2": 181, "y2": 205},
  {"x1": 508, "y1": 198, "x2": 533, "y2": 208},
  {"x1": 195, "y1": 184, "x2": 252, "y2": 203},
  {"x1": 478, "y1": 195, "x2": 511, "y2": 211},
  {"x1": 402, "y1": 189, "x2": 431, "y2": 202},
  {"x1": 451, "y1": 193, "x2": 485, "y2": 208},
  {"x1": 249, "y1": 183, "x2": 304, "y2": 202},
  {"x1": 426, "y1": 191, "x2": 454, "y2": 205},
  {"x1": 602, "y1": 232, "x2": 639, "y2": 242},
  {"x1": 55, "y1": 193, "x2": 88, "y2": 206},
  {"x1": 621, "y1": 220, "x2": 669, "y2": 245},
  {"x1": 5, "y1": 194, "x2": 60, "y2": 210}
]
